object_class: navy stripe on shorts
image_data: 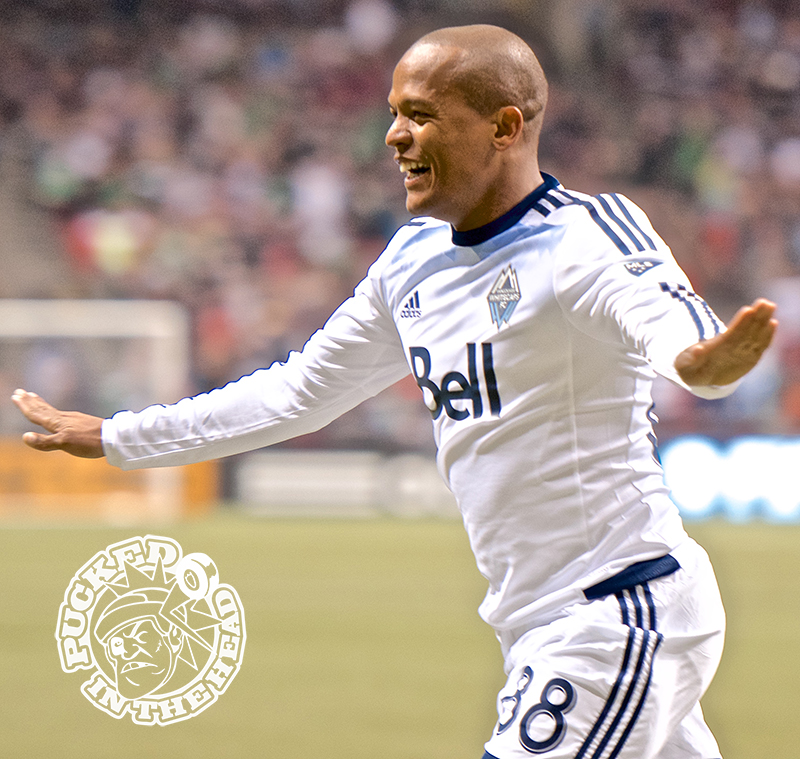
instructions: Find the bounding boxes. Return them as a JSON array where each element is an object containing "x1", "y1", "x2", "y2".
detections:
[{"x1": 573, "y1": 585, "x2": 664, "y2": 759}]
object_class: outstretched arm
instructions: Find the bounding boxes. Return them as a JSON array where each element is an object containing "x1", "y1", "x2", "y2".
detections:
[
  {"x1": 674, "y1": 299, "x2": 778, "y2": 387},
  {"x1": 11, "y1": 389, "x2": 104, "y2": 458}
]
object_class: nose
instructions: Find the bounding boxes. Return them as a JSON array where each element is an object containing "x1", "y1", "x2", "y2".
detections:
[{"x1": 385, "y1": 114, "x2": 411, "y2": 150}]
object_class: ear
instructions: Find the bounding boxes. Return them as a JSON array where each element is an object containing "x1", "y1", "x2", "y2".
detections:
[{"x1": 493, "y1": 106, "x2": 525, "y2": 150}]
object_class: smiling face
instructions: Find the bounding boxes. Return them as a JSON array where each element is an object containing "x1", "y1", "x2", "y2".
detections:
[
  {"x1": 386, "y1": 44, "x2": 507, "y2": 231},
  {"x1": 106, "y1": 618, "x2": 178, "y2": 698}
]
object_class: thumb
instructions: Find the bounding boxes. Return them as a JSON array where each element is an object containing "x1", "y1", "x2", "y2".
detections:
[
  {"x1": 22, "y1": 430, "x2": 66, "y2": 452},
  {"x1": 675, "y1": 341, "x2": 707, "y2": 370}
]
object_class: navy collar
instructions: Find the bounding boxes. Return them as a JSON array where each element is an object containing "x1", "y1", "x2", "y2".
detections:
[{"x1": 451, "y1": 172, "x2": 559, "y2": 247}]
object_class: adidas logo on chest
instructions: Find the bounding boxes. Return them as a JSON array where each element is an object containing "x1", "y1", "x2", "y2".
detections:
[{"x1": 400, "y1": 291, "x2": 421, "y2": 319}]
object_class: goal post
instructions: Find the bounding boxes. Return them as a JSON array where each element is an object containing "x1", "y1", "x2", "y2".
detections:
[{"x1": 0, "y1": 299, "x2": 217, "y2": 522}]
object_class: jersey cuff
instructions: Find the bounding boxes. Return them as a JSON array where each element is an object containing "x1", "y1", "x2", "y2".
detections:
[
  {"x1": 101, "y1": 417, "x2": 123, "y2": 469},
  {"x1": 685, "y1": 378, "x2": 742, "y2": 400}
]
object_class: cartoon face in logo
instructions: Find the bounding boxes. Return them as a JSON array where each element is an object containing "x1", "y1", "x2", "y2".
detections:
[
  {"x1": 94, "y1": 588, "x2": 185, "y2": 699},
  {"x1": 108, "y1": 619, "x2": 178, "y2": 696},
  {"x1": 55, "y1": 536, "x2": 246, "y2": 725}
]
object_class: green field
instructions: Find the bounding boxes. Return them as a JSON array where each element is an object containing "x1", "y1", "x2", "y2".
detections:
[{"x1": 1, "y1": 514, "x2": 798, "y2": 758}]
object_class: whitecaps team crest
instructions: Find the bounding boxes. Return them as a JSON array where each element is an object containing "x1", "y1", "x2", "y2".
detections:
[
  {"x1": 55, "y1": 535, "x2": 245, "y2": 725},
  {"x1": 488, "y1": 267, "x2": 521, "y2": 327}
]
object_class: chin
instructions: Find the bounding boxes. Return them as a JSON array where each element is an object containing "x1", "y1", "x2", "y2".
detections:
[
  {"x1": 405, "y1": 194, "x2": 445, "y2": 221},
  {"x1": 405, "y1": 195, "x2": 427, "y2": 215}
]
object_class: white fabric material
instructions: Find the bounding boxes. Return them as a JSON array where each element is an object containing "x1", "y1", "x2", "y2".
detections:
[
  {"x1": 103, "y1": 181, "x2": 735, "y2": 637},
  {"x1": 484, "y1": 538, "x2": 724, "y2": 759}
]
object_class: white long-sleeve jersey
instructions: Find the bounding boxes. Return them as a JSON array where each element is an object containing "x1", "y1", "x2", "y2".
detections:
[{"x1": 103, "y1": 174, "x2": 734, "y2": 635}]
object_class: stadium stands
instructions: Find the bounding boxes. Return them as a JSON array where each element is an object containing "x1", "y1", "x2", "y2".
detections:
[{"x1": 1, "y1": 0, "x2": 799, "y2": 449}]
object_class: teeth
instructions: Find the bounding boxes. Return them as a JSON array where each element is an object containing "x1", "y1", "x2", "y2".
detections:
[{"x1": 399, "y1": 161, "x2": 428, "y2": 174}]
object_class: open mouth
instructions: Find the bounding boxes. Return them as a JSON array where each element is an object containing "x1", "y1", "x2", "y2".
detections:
[{"x1": 400, "y1": 160, "x2": 431, "y2": 180}]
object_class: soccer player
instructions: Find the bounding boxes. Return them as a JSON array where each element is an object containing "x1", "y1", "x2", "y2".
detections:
[{"x1": 13, "y1": 25, "x2": 776, "y2": 759}]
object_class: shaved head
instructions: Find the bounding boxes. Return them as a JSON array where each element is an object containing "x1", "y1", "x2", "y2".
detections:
[
  {"x1": 405, "y1": 25, "x2": 548, "y2": 131},
  {"x1": 386, "y1": 24, "x2": 547, "y2": 230}
]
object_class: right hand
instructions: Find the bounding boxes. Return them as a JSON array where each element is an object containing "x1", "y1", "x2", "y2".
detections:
[
  {"x1": 674, "y1": 298, "x2": 778, "y2": 387},
  {"x1": 11, "y1": 389, "x2": 105, "y2": 459}
]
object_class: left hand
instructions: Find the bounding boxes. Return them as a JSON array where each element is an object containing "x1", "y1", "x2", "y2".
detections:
[
  {"x1": 11, "y1": 389, "x2": 105, "y2": 458},
  {"x1": 675, "y1": 298, "x2": 778, "y2": 387}
]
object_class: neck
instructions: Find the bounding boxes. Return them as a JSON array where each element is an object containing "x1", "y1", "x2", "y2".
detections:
[
  {"x1": 451, "y1": 172, "x2": 558, "y2": 247},
  {"x1": 453, "y1": 160, "x2": 543, "y2": 232}
]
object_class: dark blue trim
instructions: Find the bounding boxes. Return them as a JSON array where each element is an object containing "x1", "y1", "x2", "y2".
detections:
[
  {"x1": 610, "y1": 194, "x2": 657, "y2": 250},
  {"x1": 629, "y1": 587, "x2": 645, "y2": 630},
  {"x1": 405, "y1": 220, "x2": 426, "y2": 226},
  {"x1": 451, "y1": 173, "x2": 559, "y2": 247},
  {"x1": 574, "y1": 618, "x2": 636, "y2": 759},
  {"x1": 595, "y1": 194, "x2": 646, "y2": 253},
  {"x1": 533, "y1": 190, "x2": 567, "y2": 217},
  {"x1": 660, "y1": 283, "x2": 706, "y2": 340},
  {"x1": 556, "y1": 191, "x2": 633, "y2": 256},
  {"x1": 608, "y1": 633, "x2": 663, "y2": 759},
  {"x1": 697, "y1": 298, "x2": 722, "y2": 336},
  {"x1": 577, "y1": 585, "x2": 664, "y2": 759},
  {"x1": 616, "y1": 591, "x2": 630, "y2": 627},
  {"x1": 481, "y1": 753, "x2": 501, "y2": 759},
  {"x1": 591, "y1": 629, "x2": 651, "y2": 759},
  {"x1": 642, "y1": 583, "x2": 657, "y2": 631},
  {"x1": 584, "y1": 555, "x2": 680, "y2": 600}
]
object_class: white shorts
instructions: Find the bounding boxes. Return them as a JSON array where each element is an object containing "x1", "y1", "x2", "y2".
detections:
[{"x1": 483, "y1": 539, "x2": 725, "y2": 759}]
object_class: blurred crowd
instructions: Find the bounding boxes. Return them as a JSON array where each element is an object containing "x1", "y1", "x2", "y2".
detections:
[{"x1": 1, "y1": 0, "x2": 799, "y2": 450}]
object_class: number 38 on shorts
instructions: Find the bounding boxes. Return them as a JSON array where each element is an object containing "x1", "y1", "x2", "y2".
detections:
[{"x1": 495, "y1": 666, "x2": 577, "y2": 754}]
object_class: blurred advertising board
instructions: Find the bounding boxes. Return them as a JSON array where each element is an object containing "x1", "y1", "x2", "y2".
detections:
[{"x1": 662, "y1": 435, "x2": 800, "y2": 522}]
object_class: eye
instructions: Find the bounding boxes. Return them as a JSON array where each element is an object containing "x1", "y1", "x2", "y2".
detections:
[{"x1": 411, "y1": 110, "x2": 432, "y2": 123}]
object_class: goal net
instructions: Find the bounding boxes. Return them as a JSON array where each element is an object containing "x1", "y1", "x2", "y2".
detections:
[{"x1": 0, "y1": 300, "x2": 216, "y2": 522}]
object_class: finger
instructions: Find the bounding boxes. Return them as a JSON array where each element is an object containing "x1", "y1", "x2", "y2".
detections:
[
  {"x1": 723, "y1": 310, "x2": 776, "y2": 353},
  {"x1": 745, "y1": 306, "x2": 777, "y2": 334},
  {"x1": 21, "y1": 431, "x2": 65, "y2": 452},
  {"x1": 735, "y1": 312, "x2": 776, "y2": 350},
  {"x1": 743, "y1": 298, "x2": 776, "y2": 318},
  {"x1": 751, "y1": 298, "x2": 777, "y2": 317},
  {"x1": 754, "y1": 316, "x2": 778, "y2": 348},
  {"x1": 11, "y1": 390, "x2": 60, "y2": 432},
  {"x1": 730, "y1": 300, "x2": 777, "y2": 338},
  {"x1": 726, "y1": 308, "x2": 766, "y2": 337}
]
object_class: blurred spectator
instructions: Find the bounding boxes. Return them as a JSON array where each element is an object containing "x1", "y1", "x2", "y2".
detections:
[{"x1": 1, "y1": 0, "x2": 799, "y2": 448}]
